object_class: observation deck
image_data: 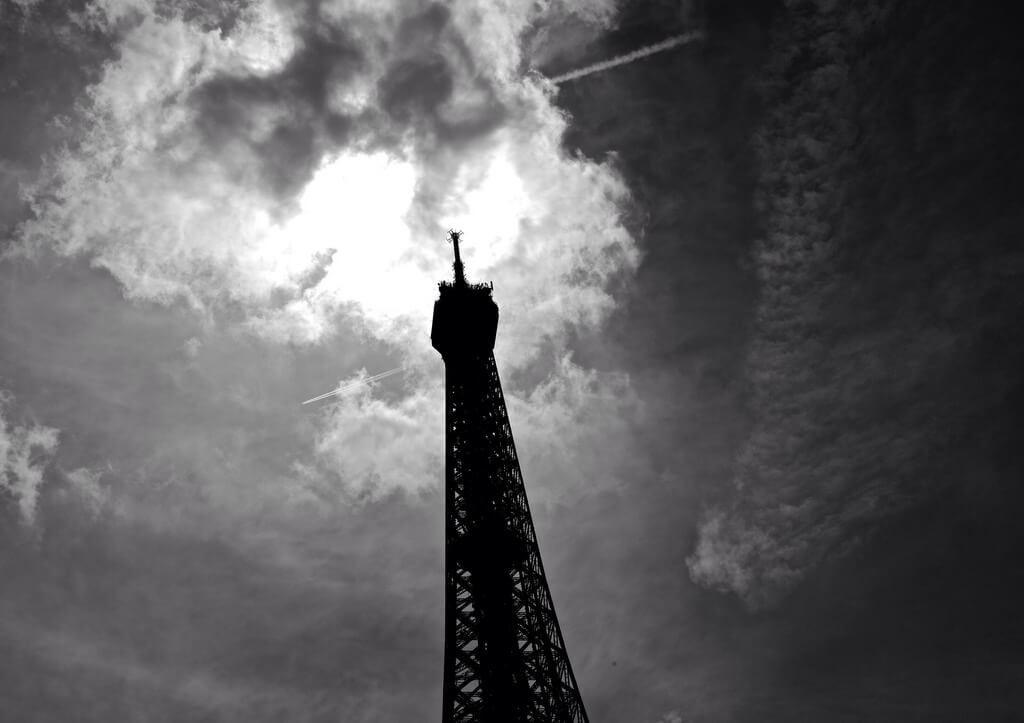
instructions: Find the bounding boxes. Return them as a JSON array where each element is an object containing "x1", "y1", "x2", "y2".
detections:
[{"x1": 430, "y1": 232, "x2": 498, "y2": 360}]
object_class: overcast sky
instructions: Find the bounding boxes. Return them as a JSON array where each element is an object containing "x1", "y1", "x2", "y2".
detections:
[{"x1": 2, "y1": 0, "x2": 1023, "y2": 720}]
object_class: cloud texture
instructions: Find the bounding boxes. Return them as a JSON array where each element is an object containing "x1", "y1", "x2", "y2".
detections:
[
  {"x1": 1, "y1": 3, "x2": 648, "y2": 718},
  {"x1": 5, "y1": 0, "x2": 643, "y2": 514},
  {"x1": 8, "y1": 0, "x2": 1024, "y2": 719},
  {"x1": 15, "y1": 0, "x2": 635, "y2": 352},
  {"x1": 688, "y1": 0, "x2": 1024, "y2": 609},
  {"x1": 0, "y1": 389, "x2": 59, "y2": 525}
]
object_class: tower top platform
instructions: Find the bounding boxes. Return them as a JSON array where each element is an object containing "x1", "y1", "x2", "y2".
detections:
[{"x1": 430, "y1": 231, "x2": 499, "y2": 360}]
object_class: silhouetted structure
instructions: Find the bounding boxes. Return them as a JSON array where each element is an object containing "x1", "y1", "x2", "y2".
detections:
[{"x1": 432, "y1": 231, "x2": 589, "y2": 722}]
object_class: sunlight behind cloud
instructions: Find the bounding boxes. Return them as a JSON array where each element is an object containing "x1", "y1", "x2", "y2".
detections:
[
  {"x1": 17, "y1": 0, "x2": 637, "y2": 356},
  {"x1": 439, "y1": 141, "x2": 534, "y2": 271},
  {"x1": 258, "y1": 151, "x2": 418, "y2": 320},
  {"x1": 252, "y1": 142, "x2": 543, "y2": 333}
]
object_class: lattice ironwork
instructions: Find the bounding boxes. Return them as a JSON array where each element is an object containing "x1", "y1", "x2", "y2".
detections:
[{"x1": 432, "y1": 234, "x2": 589, "y2": 723}]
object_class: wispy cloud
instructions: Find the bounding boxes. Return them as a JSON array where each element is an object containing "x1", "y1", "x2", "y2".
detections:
[
  {"x1": 687, "y1": 3, "x2": 925, "y2": 609},
  {"x1": 1, "y1": 389, "x2": 59, "y2": 525},
  {"x1": 685, "y1": 0, "x2": 1024, "y2": 610}
]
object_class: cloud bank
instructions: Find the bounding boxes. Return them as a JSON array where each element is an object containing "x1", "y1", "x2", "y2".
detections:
[
  {"x1": 0, "y1": 3, "x2": 654, "y2": 718},
  {"x1": 8, "y1": 0, "x2": 641, "y2": 517},
  {"x1": 15, "y1": 0, "x2": 636, "y2": 355},
  {"x1": 687, "y1": 2, "x2": 909, "y2": 610},
  {"x1": 688, "y1": 0, "x2": 1024, "y2": 609}
]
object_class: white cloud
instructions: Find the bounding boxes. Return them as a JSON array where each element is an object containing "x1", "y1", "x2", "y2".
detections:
[
  {"x1": 64, "y1": 467, "x2": 110, "y2": 518},
  {"x1": 508, "y1": 354, "x2": 643, "y2": 500},
  {"x1": 311, "y1": 373, "x2": 444, "y2": 498},
  {"x1": 0, "y1": 390, "x2": 60, "y2": 525},
  {"x1": 305, "y1": 355, "x2": 642, "y2": 502},
  {"x1": 11, "y1": 0, "x2": 641, "y2": 521},
  {"x1": 15, "y1": 0, "x2": 636, "y2": 360}
]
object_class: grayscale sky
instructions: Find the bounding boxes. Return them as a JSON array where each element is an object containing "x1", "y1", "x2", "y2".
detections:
[{"x1": 2, "y1": 0, "x2": 1022, "y2": 720}]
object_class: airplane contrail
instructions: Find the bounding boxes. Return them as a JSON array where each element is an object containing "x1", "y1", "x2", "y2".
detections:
[
  {"x1": 548, "y1": 30, "x2": 706, "y2": 85},
  {"x1": 301, "y1": 367, "x2": 403, "y2": 405}
]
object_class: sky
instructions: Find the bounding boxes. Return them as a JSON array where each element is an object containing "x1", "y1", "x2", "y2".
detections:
[{"x1": 1, "y1": 0, "x2": 1023, "y2": 720}]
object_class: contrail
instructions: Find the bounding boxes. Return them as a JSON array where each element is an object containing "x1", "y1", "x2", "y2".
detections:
[
  {"x1": 548, "y1": 30, "x2": 706, "y2": 85},
  {"x1": 301, "y1": 367, "x2": 403, "y2": 405}
]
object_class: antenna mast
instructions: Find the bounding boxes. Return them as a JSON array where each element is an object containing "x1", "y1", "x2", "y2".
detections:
[{"x1": 448, "y1": 230, "x2": 466, "y2": 287}]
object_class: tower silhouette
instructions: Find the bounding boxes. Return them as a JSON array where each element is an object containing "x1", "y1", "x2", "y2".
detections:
[{"x1": 431, "y1": 232, "x2": 590, "y2": 722}]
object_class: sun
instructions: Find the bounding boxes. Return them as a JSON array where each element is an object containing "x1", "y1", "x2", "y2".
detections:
[
  {"x1": 252, "y1": 151, "x2": 418, "y2": 320},
  {"x1": 251, "y1": 142, "x2": 533, "y2": 329}
]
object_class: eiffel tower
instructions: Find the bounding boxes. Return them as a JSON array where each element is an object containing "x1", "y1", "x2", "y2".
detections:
[{"x1": 431, "y1": 231, "x2": 589, "y2": 723}]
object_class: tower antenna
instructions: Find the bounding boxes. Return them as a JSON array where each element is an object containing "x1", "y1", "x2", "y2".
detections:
[{"x1": 447, "y1": 229, "x2": 466, "y2": 287}]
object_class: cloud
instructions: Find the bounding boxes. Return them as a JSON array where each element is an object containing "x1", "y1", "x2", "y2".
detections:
[
  {"x1": 0, "y1": 389, "x2": 60, "y2": 525},
  {"x1": 508, "y1": 354, "x2": 644, "y2": 500},
  {"x1": 13, "y1": 0, "x2": 637, "y2": 358},
  {"x1": 6, "y1": 0, "x2": 642, "y2": 524},
  {"x1": 687, "y1": 0, "x2": 1024, "y2": 609},
  {"x1": 0, "y1": 613, "x2": 312, "y2": 715},
  {"x1": 63, "y1": 466, "x2": 110, "y2": 518},
  {"x1": 0, "y1": 9, "x2": 654, "y2": 716},
  {"x1": 309, "y1": 373, "x2": 443, "y2": 498},
  {"x1": 686, "y1": 2, "x2": 919, "y2": 609},
  {"x1": 305, "y1": 354, "x2": 642, "y2": 502}
]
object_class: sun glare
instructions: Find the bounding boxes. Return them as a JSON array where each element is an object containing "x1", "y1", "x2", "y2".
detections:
[
  {"x1": 438, "y1": 142, "x2": 533, "y2": 273},
  {"x1": 259, "y1": 151, "x2": 420, "y2": 319},
  {"x1": 250, "y1": 143, "x2": 534, "y2": 329}
]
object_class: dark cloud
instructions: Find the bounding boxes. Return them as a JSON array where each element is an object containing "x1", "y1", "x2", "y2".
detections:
[
  {"x1": 0, "y1": 254, "x2": 426, "y2": 720},
  {"x1": 689, "y1": 0, "x2": 1024, "y2": 611},
  {"x1": 180, "y1": 1, "x2": 508, "y2": 204},
  {"x1": 379, "y1": 54, "x2": 454, "y2": 124},
  {"x1": 0, "y1": 491, "x2": 442, "y2": 721},
  {"x1": 378, "y1": 2, "x2": 454, "y2": 126},
  {"x1": 379, "y1": 3, "x2": 507, "y2": 148},
  {"x1": 186, "y1": 23, "x2": 364, "y2": 198},
  {"x1": 553, "y1": 0, "x2": 1024, "y2": 717},
  {"x1": 155, "y1": 0, "x2": 252, "y2": 35}
]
